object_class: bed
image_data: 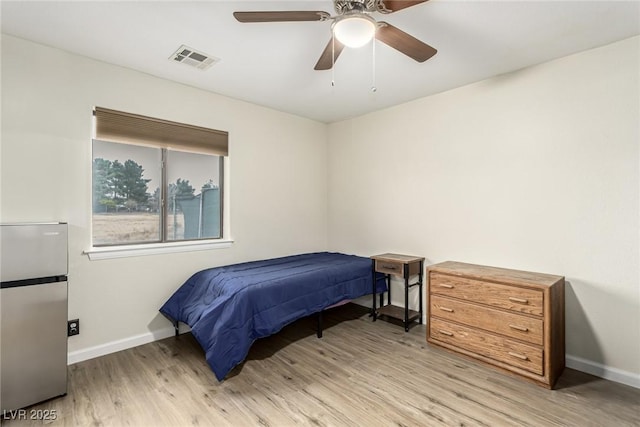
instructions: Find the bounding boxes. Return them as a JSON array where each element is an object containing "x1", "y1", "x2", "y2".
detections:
[{"x1": 159, "y1": 252, "x2": 387, "y2": 381}]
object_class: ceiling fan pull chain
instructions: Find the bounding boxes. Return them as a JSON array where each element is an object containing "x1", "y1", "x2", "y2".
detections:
[{"x1": 371, "y1": 38, "x2": 377, "y2": 92}]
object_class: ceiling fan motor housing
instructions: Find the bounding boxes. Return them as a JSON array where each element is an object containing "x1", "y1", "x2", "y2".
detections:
[{"x1": 334, "y1": 0, "x2": 378, "y2": 15}]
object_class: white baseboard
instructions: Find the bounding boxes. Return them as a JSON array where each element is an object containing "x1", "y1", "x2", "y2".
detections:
[
  {"x1": 66, "y1": 322, "x2": 639, "y2": 390},
  {"x1": 566, "y1": 354, "x2": 640, "y2": 389},
  {"x1": 67, "y1": 327, "x2": 177, "y2": 365},
  {"x1": 355, "y1": 299, "x2": 639, "y2": 389}
]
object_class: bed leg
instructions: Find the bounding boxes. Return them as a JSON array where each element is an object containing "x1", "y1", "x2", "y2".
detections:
[
  {"x1": 317, "y1": 311, "x2": 323, "y2": 338},
  {"x1": 174, "y1": 320, "x2": 179, "y2": 337}
]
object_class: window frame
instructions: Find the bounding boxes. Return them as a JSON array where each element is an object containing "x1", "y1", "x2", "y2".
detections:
[{"x1": 86, "y1": 108, "x2": 232, "y2": 259}]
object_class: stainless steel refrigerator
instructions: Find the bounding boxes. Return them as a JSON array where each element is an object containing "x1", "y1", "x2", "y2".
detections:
[{"x1": 1, "y1": 223, "x2": 68, "y2": 411}]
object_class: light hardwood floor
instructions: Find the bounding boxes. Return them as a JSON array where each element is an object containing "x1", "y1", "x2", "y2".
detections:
[{"x1": 3, "y1": 304, "x2": 639, "y2": 426}]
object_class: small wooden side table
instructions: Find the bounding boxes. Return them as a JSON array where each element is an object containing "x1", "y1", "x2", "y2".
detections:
[{"x1": 371, "y1": 253, "x2": 425, "y2": 332}]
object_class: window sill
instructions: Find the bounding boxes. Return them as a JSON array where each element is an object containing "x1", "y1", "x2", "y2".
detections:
[{"x1": 84, "y1": 239, "x2": 234, "y2": 260}]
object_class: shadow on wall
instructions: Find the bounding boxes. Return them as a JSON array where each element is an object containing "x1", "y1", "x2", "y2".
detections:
[
  {"x1": 564, "y1": 280, "x2": 606, "y2": 377},
  {"x1": 148, "y1": 312, "x2": 174, "y2": 334}
]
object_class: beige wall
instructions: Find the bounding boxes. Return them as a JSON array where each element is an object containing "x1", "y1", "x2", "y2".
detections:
[
  {"x1": 328, "y1": 36, "x2": 639, "y2": 383},
  {"x1": 1, "y1": 35, "x2": 328, "y2": 354},
  {"x1": 2, "y1": 33, "x2": 638, "y2": 386}
]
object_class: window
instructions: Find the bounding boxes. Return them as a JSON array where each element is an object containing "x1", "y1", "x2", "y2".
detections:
[{"x1": 92, "y1": 107, "x2": 227, "y2": 247}]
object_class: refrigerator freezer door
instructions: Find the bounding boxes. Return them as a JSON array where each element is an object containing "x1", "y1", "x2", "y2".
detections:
[
  {"x1": 1, "y1": 280, "x2": 68, "y2": 411},
  {"x1": 0, "y1": 223, "x2": 68, "y2": 282}
]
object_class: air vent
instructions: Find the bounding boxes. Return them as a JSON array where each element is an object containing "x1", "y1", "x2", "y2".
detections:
[{"x1": 170, "y1": 45, "x2": 219, "y2": 70}]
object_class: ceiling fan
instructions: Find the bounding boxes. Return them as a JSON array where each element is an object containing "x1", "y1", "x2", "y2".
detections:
[{"x1": 233, "y1": 0, "x2": 437, "y2": 70}]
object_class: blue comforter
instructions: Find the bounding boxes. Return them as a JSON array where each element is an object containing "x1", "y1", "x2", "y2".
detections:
[{"x1": 160, "y1": 252, "x2": 386, "y2": 380}]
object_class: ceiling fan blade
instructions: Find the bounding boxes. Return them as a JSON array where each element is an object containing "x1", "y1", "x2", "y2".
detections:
[
  {"x1": 376, "y1": 22, "x2": 437, "y2": 62},
  {"x1": 233, "y1": 11, "x2": 329, "y2": 23},
  {"x1": 379, "y1": 1, "x2": 429, "y2": 13},
  {"x1": 314, "y1": 37, "x2": 345, "y2": 70}
]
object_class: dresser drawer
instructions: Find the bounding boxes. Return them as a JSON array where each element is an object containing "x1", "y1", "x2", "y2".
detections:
[
  {"x1": 430, "y1": 272, "x2": 544, "y2": 317},
  {"x1": 429, "y1": 318, "x2": 543, "y2": 375},
  {"x1": 430, "y1": 295, "x2": 543, "y2": 345}
]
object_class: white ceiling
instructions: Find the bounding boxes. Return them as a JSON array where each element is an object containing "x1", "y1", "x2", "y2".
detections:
[{"x1": 2, "y1": 1, "x2": 639, "y2": 123}]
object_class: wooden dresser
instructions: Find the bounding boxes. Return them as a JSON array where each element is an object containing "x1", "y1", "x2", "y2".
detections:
[{"x1": 427, "y1": 261, "x2": 565, "y2": 389}]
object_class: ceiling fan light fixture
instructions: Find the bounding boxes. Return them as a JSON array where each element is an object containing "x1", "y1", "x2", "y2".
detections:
[{"x1": 332, "y1": 14, "x2": 376, "y2": 48}]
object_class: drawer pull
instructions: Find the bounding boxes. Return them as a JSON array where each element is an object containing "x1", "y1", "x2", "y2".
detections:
[
  {"x1": 508, "y1": 324, "x2": 529, "y2": 332},
  {"x1": 439, "y1": 306, "x2": 454, "y2": 313},
  {"x1": 438, "y1": 330, "x2": 453, "y2": 336},
  {"x1": 381, "y1": 264, "x2": 398, "y2": 270},
  {"x1": 438, "y1": 284, "x2": 454, "y2": 289},
  {"x1": 508, "y1": 351, "x2": 529, "y2": 361},
  {"x1": 509, "y1": 296, "x2": 529, "y2": 304}
]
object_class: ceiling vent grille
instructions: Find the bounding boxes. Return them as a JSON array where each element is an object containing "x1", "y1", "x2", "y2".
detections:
[{"x1": 170, "y1": 45, "x2": 219, "y2": 70}]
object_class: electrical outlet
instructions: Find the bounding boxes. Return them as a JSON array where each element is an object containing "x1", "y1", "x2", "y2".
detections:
[{"x1": 68, "y1": 319, "x2": 80, "y2": 336}]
